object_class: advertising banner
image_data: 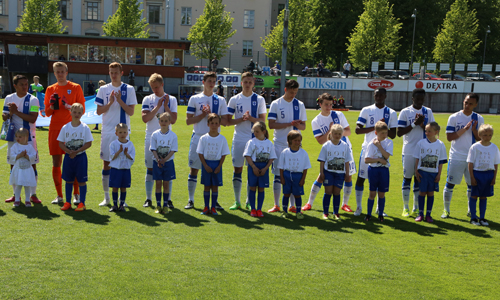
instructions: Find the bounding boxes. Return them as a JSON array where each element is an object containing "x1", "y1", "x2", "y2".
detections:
[
  {"x1": 184, "y1": 74, "x2": 241, "y2": 86},
  {"x1": 298, "y1": 77, "x2": 352, "y2": 90},
  {"x1": 352, "y1": 79, "x2": 408, "y2": 92},
  {"x1": 409, "y1": 80, "x2": 465, "y2": 93},
  {"x1": 36, "y1": 93, "x2": 102, "y2": 127}
]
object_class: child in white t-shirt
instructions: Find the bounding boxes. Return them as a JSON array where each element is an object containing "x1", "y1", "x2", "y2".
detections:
[
  {"x1": 318, "y1": 125, "x2": 353, "y2": 220},
  {"x1": 243, "y1": 122, "x2": 277, "y2": 217},
  {"x1": 414, "y1": 122, "x2": 447, "y2": 223},
  {"x1": 196, "y1": 113, "x2": 230, "y2": 215},
  {"x1": 278, "y1": 130, "x2": 311, "y2": 219},
  {"x1": 9, "y1": 128, "x2": 37, "y2": 207},
  {"x1": 467, "y1": 124, "x2": 500, "y2": 226}
]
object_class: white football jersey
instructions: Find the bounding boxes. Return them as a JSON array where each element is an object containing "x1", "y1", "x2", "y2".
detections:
[
  {"x1": 365, "y1": 138, "x2": 393, "y2": 168},
  {"x1": 277, "y1": 148, "x2": 312, "y2": 172},
  {"x1": 227, "y1": 92, "x2": 267, "y2": 142},
  {"x1": 196, "y1": 134, "x2": 230, "y2": 161},
  {"x1": 57, "y1": 122, "x2": 94, "y2": 155},
  {"x1": 318, "y1": 140, "x2": 353, "y2": 174},
  {"x1": 268, "y1": 97, "x2": 307, "y2": 147},
  {"x1": 398, "y1": 105, "x2": 435, "y2": 155},
  {"x1": 3, "y1": 93, "x2": 39, "y2": 138},
  {"x1": 109, "y1": 139, "x2": 135, "y2": 169},
  {"x1": 142, "y1": 93, "x2": 178, "y2": 134},
  {"x1": 311, "y1": 111, "x2": 352, "y2": 149},
  {"x1": 467, "y1": 142, "x2": 500, "y2": 171},
  {"x1": 356, "y1": 104, "x2": 397, "y2": 148},
  {"x1": 150, "y1": 129, "x2": 178, "y2": 162},
  {"x1": 243, "y1": 138, "x2": 277, "y2": 163},
  {"x1": 187, "y1": 92, "x2": 228, "y2": 135},
  {"x1": 446, "y1": 111, "x2": 484, "y2": 160},
  {"x1": 95, "y1": 83, "x2": 138, "y2": 134},
  {"x1": 413, "y1": 139, "x2": 448, "y2": 173}
]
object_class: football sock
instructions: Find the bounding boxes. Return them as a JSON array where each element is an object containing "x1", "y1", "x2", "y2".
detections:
[
  {"x1": 402, "y1": 178, "x2": 411, "y2": 210},
  {"x1": 188, "y1": 175, "x2": 197, "y2": 202},
  {"x1": 469, "y1": 197, "x2": 477, "y2": 219},
  {"x1": 443, "y1": 184, "x2": 453, "y2": 212},
  {"x1": 257, "y1": 191, "x2": 265, "y2": 211},
  {"x1": 307, "y1": 181, "x2": 322, "y2": 206},
  {"x1": 323, "y1": 194, "x2": 332, "y2": 215},
  {"x1": 367, "y1": 198, "x2": 374, "y2": 216},
  {"x1": 426, "y1": 196, "x2": 434, "y2": 216},
  {"x1": 112, "y1": 192, "x2": 118, "y2": 206},
  {"x1": 295, "y1": 196, "x2": 302, "y2": 213},
  {"x1": 73, "y1": 180, "x2": 79, "y2": 196},
  {"x1": 479, "y1": 199, "x2": 487, "y2": 219},
  {"x1": 211, "y1": 192, "x2": 218, "y2": 209},
  {"x1": 378, "y1": 197, "x2": 386, "y2": 216},
  {"x1": 65, "y1": 182, "x2": 73, "y2": 204},
  {"x1": 102, "y1": 169, "x2": 110, "y2": 201},
  {"x1": 80, "y1": 185, "x2": 87, "y2": 205},
  {"x1": 168, "y1": 181, "x2": 173, "y2": 200},
  {"x1": 119, "y1": 192, "x2": 126, "y2": 206},
  {"x1": 246, "y1": 184, "x2": 250, "y2": 205},
  {"x1": 155, "y1": 192, "x2": 162, "y2": 207},
  {"x1": 290, "y1": 194, "x2": 296, "y2": 208},
  {"x1": 52, "y1": 167, "x2": 63, "y2": 198},
  {"x1": 282, "y1": 196, "x2": 289, "y2": 213},
  {"x1": 333, "y1": 194, "x2": 341, "y2": 214},
  {"x1": 413, "y1": 180, "x2": 420, "y2": 211},
  {"x1": 343, "y1": 181, "x2": 352, "y2": 206},
  {"x1": 355, "y1": 185, "x2": 364, "y2": 210},
  {"x1": 163, "y1": 193, "x2": 169, "y2": 207},
  {"x1": 467, "y1": 185, "x2": 472, "y2": 212},
  {"x1": 233, "y1": 172, "x2": 242, "y2": 204},
  {"x1": 203, "y1": 191, "x2": 210, "y2": 208},
  {"x1": 145, "y1": 170, "x2": 154, "y2": 200},
  {"x1": 273, "y1": 176, "x2": 281, "y2": 206},
  {"x1": 248, "y1": 190, "x2": 256, "y2": 210},
  {"x1": 418, "y1": 195, "x2": 425, "y2": 216}
]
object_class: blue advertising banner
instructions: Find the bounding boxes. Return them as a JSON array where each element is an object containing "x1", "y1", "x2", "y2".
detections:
[{"x1": 35, "y1": 93, "x2": 102, "y2": 127}]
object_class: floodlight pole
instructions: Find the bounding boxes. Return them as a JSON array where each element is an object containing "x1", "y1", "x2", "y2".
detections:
[
  {"x1": 280, "y1": 0, "x2": 289, "y2": 96},
  {"x1": 483, "y1": 25, "x2": 490, "y2": 71},
  {"x1": 410, "y1": 9, "x2": 417, "y2": 73}
]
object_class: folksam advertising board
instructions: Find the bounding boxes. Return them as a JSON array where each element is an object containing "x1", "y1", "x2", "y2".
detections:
[
  {"x1": 184, "y1": 74, "x2": 241, "y2": 86},
  {"x1": 298, "y1": 77, "x2": 352, "y2": 90}
]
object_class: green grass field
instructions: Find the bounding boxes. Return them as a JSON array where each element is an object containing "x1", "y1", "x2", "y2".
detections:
[{"x1": 1, "y1": 106, "x2": 500, "y2": 299}]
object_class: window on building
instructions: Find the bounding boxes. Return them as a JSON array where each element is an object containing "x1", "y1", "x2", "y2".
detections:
[
  {"x1": 87, "y1": 2, "x2": 99, "y2": 20},
  {"x1": 243, "y1": 40, "x2": 253, "y2": 56},
  {"x1": 59, "y1": 1, "x2": 67, "y2": 19},
  {"x1": 149, "y1": 5, "x2": 160, "y2": 24},
  {"x1": 85, "y1": 32, "x2": 100, "y2": 36},
  {"x1": 278, "y1": 4, "x2": 285, "y2": 12},
  {"x1": 0, "y1": 0, "x2": 4, "y2": 15},
  {"x1": 244, "y1": 10, "x2": 254, "y2": 28},
  {"x1": 181, "y1": 7, "x2": 191, "y2": 25}
]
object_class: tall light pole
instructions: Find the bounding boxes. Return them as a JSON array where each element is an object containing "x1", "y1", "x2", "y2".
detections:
[
  {"x1": 280, "y1": 0, "x2": 289, "y2": 96},
  {"x1": 410, "y1": 8, "x2": 417, "y2": 73},
  {"x1": 483, "y1": 25, "x2": 490, "y2": 71}
]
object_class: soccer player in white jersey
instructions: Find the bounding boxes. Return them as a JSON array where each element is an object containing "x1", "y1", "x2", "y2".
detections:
[
  {"x1": 227, "y1": 72, "x2": 267, "y2": 210},
  {"x1": 267, "y1": 79, "x2": 307, "y2": 213},
  {"x1": 141, "y1": 73, "x2": 178, "y2": 208},
  {"x1": 397, "y1": 88, "x2": 435, "y2": 217},
  {"x1": 3, "y1": 74, "x2": 40, "y2": 204},
  {"x1": 442, "y1": 93, "x2": 484, "y2": 218},
  {"x1": 185, "y1": 72, "x2": 229, "y2": 210},
  {"x1": 302, "y1": 93, "x2": 356, "y2": 212},
  {"x1": 354, "y1": 88, "x2": 397, "y2": 216},
  {"x1": 95, "y1": 62, "x2": 137, "y2": 206}
]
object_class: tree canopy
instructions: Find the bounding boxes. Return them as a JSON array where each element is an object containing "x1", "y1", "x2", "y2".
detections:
[
  {"x1": 103, "y1": 0, "x2": 149, "y2": 38},
  {"x1": 17, "y1": 0, "x2": 66, "y2": 34}
]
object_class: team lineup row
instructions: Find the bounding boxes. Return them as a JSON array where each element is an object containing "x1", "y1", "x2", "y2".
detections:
[{"x1": 3, "y1": 63, "x2": 499, "y2": 225}]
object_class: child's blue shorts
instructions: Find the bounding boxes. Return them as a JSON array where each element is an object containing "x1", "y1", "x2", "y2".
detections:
[
  {"x1": 247, "y1": 161, "x2": 270, "y2": 188},
  {"x1": 153, "y1": 160, "x2": 176, "y2": 181},
  {"x1": 418, "y1": 170, "x2": 439, "y2": 192},
  {"x1": 109, "y1": 168, "x2": 131, "y2": 188},
  {"x1": 368, "y1": 166, "x2": 389, "y2": 192},
  {"x1": 62, "y1": 153, "x2": 88, "y2": 183},
  {"x1": 282, "y1": 170, "x2": 304, "y2": 196},
  {"x1": 201, "y1": 160, "x2": 223, "y2": 187},
  {"x1": 323, "y1": 170, "x2": 345, "y2": 189},
  {"x1": 472, "y1": 170, "x2": 494, "y2": 197}
]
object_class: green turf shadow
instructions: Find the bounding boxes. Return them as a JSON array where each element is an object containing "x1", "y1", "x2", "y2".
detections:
[
  {"x1": 111, "y1": 206, "x2": 167, "y2": 227},
  {"x1": 0, "y1": 209, "x2": 5, "y2": 217},
  {"x1": 12, "y1": 204, "x2": 60, "y2": 221},
  {"x1": 163, "y1": 208, "x2": 210, "y2": 227},
  {"x1": 205, "y1": 210, "x2": 265, "y2": 230},
  {"x1": 62, "y1": 209, "x2": 111, "y2": 225}
]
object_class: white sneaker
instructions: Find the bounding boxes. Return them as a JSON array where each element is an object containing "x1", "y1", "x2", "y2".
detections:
[
  {"x1": 73, "y1": 194, "x2": 80, "y2": 204},
  {"x1": 480, "y1": 219, "x2": 489, "y2": 226},
  {"x1": 470, "y1": 219, "x2": 480, "y2": 226},
  {"x1": 441, "y1": 210, "x2": 450, "y2": 219},
  {"x1": 99, "y1": 199, "x2": 110, "y2": 206},
  {"x1": 354, "y1": 208, "x2": 362, "y2": 216},
  {"x1": 51, "y1": 197, "x2": 64, "y2": 204},
  {"x1": 123, "y1": 202, "x2": 128, "y2": 207},
  {"x1": 375, "y1": 210, "x2": 388, "y2": 217}
]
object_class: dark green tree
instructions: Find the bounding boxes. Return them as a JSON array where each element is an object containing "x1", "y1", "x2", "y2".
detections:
[{"x1": 103, "y1": 0, "x2": 149, "y2": 38}]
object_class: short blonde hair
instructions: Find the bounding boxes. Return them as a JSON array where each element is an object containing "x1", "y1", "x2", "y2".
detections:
[
  {"x1": 71, "y1": 102, "x2": 84, "y2": 112},
  {"x1": 287, "y1": 130, "x2": 302, "y2": 147},
  {"x1": 53, "y1": 62, "x2": 68, "y2": 71},
  {"x1": 115, "y1": 123, "x2": 128, "y2": 131},
  {"x1": 375, "y1": 120, "x2": 389, "y2": 132},
  {"x1": 159, "y1": 111, "x2": 171, "y2": 121},
  {"x1": 109, "y1": 62, "x2": 122, "y2": 71},
  {"x1": 148, "y1": 73, "x2": 163, "y2": 85},
  {"x1": 207, "y1": 113, "x2": 221, "y2": 124},
  {"x1": 98, "y1": 80, "x2": 106, "y2": 86},
  {"x1": 327, "y1": 124, "x2": 344, "y2": 140},
  {"x1": 478, "y1": 124, "x2": 494, "y2": 136}
]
